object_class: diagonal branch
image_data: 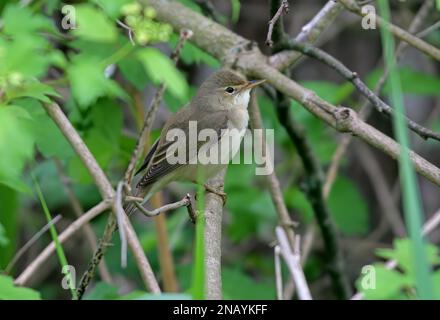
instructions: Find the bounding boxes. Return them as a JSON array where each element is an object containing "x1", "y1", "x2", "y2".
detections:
[
  {"x1": 275, "y1": 38, "x2": 440, "y2": 141},
  {"x1": 41, "y1": 102, "x2": 161, "y2": 298},
  {"x1": 338, "y1": 0, "x2": 440, "y2": 61},
  {"x1": 14, "y1": 200, "x2": 110, "y2": 286},
  {"x1": 266, "y1": 0, "x2": 289, "y2": 47}
]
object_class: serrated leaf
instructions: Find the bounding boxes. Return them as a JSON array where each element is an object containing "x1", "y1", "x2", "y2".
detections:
[
  {"x1": 2, "y1": 4, "x2": 54, "y2": 37},
  {"x1": 375, "y1": 239, "x2": 440, "y2": 277},
  {"x1": 136, "y1": 48, "x2": 188, "y2": 101},
  {"x1": 357, "y1": 264, "x2": 411, "y2": 299},
  {"x1": 6, "y1": 81, "x2": 61, "y2": 103},
  {"x1": 0, "y1": 105, "x2": 34, "y2": 192},
  {"x1": 0, "y1": 275, "x2": 41, "y2": 300},
  {"x1": 16, "y1": 98, "x2": 73, "y2": 159},
  {"x1": 91, "y1": 0, "x2": 132, "y2": 19},
  {"x1": 73, "y1": 5, "x2": 118, "y2": 43},
  {"x1": 67, "y1": 57, "x2": 126, "y2": 108}
]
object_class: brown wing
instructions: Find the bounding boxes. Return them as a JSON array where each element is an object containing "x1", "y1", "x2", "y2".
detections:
[{"x1": 137, "y1": 109, "x2": 229, "y2": 188}]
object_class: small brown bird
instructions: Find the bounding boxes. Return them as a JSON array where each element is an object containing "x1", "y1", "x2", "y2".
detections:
[{"x1": 131, "y1": 68, "x2": 265, "y2": 209}]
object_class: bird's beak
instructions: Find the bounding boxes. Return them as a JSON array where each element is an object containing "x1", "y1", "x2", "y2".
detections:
[{"x1": 244, "y1": 79, "x2": 266, "y2": 90}]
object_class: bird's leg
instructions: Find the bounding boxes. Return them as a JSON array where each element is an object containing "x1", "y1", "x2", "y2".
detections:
[{"x1": 203, "y1": 183, "x2": 227, "y2": 205}]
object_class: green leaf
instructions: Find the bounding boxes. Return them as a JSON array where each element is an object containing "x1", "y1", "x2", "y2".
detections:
[
  {"x1": 91, "y1": 0, "x2": 132, "y2": 19},
  {"x1": 0, "y1": 275, "x2": 41, "y2": 300},
  {"x1": 67, "y1": 57, "x2": 125, "y2": 108},
  {"x1": 6, "y1": 81, "x2": 61, "y2": 103},
  {"x1": 434, "y1": 271, "x2": 440, "y2": 299},
  {"x1": 84, "y1": 282, "x2": 119, "y2": 300},
  {"x1": 136, "y1": 48, "x2": 188, "y2": 101},
  {"x1": 0, "y1": 36, "x2": 53, "y2": 79},
  {"x1": 230, "y1": 0, "x2": 241, "y2": 23},
  {"x1": 17, "y1": 98, "x2": 73, "y2": 159},
  {"x1": 172, "y1": 36, "x2": 220, "y2": 68},
  {"x1": 328, "y1": 176, "x2": 369, "y2": 235},
  {"x1": 118, "y1": 56, "x2": 150, "y2": 91},
  {"x1": 284, "y1": 187, "x2": 314, "y2": 223},
  {"x1": 356, "y1": 264, "x2": 411, "y2": 300},
  {"x1": 0, "y1": 105, "x2": 34, "y2": 192},
  {"x1": 2, "y1": 4, "x2": 54, "y2": 37},
  {"x1": 222, "y1": 268, "x2": 275, "y2": 299},
  {"x1": 0, "y1": 223, "x2": 8, "y2": 247},
  {"x1": 375, "y1": 239, "x2": 440, "y2": 277},
  {"x1": 73, "y1": 5, "x2": 118, "y2": 43},
  {"x1": 0, "y1": 185, "x2": 18, "y2": 268}
]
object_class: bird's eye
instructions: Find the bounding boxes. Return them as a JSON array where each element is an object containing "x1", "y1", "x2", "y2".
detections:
[{"x1": 225, "y1": 87, "x2": 235, "y2": 94}]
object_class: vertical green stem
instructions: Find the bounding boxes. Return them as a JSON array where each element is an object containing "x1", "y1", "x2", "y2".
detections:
[
  {"x1": 377, "y1": 0, "x2": 433, "y2": 299},
  {"x1": 32, "y1": 174, "x2": 78, "y2": 299}
]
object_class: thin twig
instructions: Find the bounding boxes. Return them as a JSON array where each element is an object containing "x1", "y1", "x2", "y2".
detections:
[
  {"x1": 134, "y1": 195, "x2": 191, "y2": 217},
  {"x1": 249, "y1": 94, "x2": 297, "y2": 246},
  {"x1": 269, "y1": 0, "x2": 344, "y2": 69},
  {"x1": 323, "y1": 0, "x2": 436, "y2": 196},
  {"x1": 6, "y1": 215, "x2": 62, "y2": 274},
  {"x1": 356, "y1": 144, "x2": 406, "y2": 237},
  {"x1": 54, "y1": 159, "x2": 112, "y2": 283},
  {"x1": 276, "y1": 228, "x2": 312, "y2": 300},
  {"x1": 266, "y1": 0, "x2": 289, "y2": 47},
  {"x1": 276, "y1": 39, "x2": 440, "y2": 141},
  {"x1": 272, "y1": 91, "x2": 351, "y2": 299},
  {"x1": 14, "y1": 201, "x2": 110, "y2": 286},
  {"x1": 274, "y1": 245, "x2": 283, "y2": 300},
  {"x1": 116, "y1": 182, "x2": 128, "y2": 268},
  {"x1": 194, "y1": 0, "x2": 223, "y2": 23},
  {"x1": 339, "y1": 0, "x2": 440, "y2": 61}
]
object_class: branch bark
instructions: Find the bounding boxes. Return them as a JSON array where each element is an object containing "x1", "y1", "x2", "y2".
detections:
[
  {"x1": 14, "y1": 200, "x2": 110, "y2": 286},
  {"x1": 41, "y1": 102, "x2": 160, "y2": 298},
  {"x1": 204, "y1": 170, "x2": 226, "y2": 300}
]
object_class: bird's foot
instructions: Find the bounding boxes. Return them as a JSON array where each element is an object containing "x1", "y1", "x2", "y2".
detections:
[{"x1": 203, "y1": 184, "x2": 227, "y2": 205}]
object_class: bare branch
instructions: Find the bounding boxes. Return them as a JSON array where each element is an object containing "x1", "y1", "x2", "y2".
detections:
[
  {"x1": 339, "y1": 0, "x2": 440, "y2": 61},
  {"x1": 323, "y1": 0, "x2": 436, "y2": 196},
  {"x1": 134, "y1": 195, "x2": 191, "y2": 217},
  {"x1": 204, "y1": 170, "x2": 226, "y2": 300},
  {"x1": 6, "y1": 215, "x2": 62, "y2": 274},
  {"x1": 14, "y1": 201, "x2": 110, "y2": 286},
  {"x1": 276, "y1": 228, "x2": 312, "y2": 300},
  {"x1": 266, "y1": 0, "x2": 289, "y2": 47},
  {"x1": 276, "y1": 39, "x2": 440, "y2": 141},
  {"x1": 269, "y1": 1, "x2": 344, "y2": 69},
  {"x1": 249, "y1": 94, "x2": 297, "y2": 245},
  {"x1": 274, "y1": 246, "x2": 283, "y2": 300},
  {"x1": 54, "y1": 159, "x2": 112, "y2": 283}
]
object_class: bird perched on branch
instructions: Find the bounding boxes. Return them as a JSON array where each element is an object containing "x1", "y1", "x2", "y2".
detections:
[{"x1": 129, "y1": 68, "x2": 265, "y2": 213}]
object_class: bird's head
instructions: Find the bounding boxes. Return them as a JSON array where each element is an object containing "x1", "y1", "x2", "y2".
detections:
[{"x1": 195, "y1": 69, "x2": 266, "y2": 110}]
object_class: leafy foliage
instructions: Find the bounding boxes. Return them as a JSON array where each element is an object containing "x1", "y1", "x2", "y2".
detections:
[
  {"x1": 356, "y1": 239, "x2": 440, "y2": 299},
  {"x1": 0, "y1": 275, "x2": 41, "y2": 300}
]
